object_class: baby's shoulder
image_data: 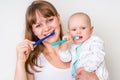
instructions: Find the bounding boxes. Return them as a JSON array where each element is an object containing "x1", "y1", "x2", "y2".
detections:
[{"x1": 88, "y1": 35, "x2": 104, "y2": 43}]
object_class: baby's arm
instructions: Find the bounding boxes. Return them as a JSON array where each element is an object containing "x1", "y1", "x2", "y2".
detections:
[
  {"x1": 78, "y1": 36, "x2": 105, "y2": 72},
  {"x1": 58, "y1": 49, "x2": 72, "y2": 62},
  {"x1": 58, "y1": 35, "x2": 73, "y2": 62}
]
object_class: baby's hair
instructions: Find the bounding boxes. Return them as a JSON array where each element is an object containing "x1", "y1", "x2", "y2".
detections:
[{"x1": 69, "y1": 12, "x2": 91, "y2": 26}]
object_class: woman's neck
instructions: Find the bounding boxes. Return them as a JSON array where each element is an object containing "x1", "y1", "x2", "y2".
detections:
[
  {"x1": 43, "y1": 44, "x2": 70, "y2": 69},
  {"x1": 43, "y1": 43, "x2": 60, "y2": 55}
]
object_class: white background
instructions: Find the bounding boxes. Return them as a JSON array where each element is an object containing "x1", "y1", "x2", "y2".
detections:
[{"x1": 0, "y1": 0, "x2": 120, "y2": 80}]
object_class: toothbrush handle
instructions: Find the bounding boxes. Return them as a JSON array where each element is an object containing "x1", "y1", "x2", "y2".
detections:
[
  {"x1": 33, "y1": 32, "x2": 55, "y2": 46},
  {"x1": 33, "y1": 36, "x2": 47, "y2": 46},
  {"x1": 51, "y1": 36, "x2": 77, "y2": 46},
  {"x1": 51, "y1": 39, "x2": 67, "y2": 46}
]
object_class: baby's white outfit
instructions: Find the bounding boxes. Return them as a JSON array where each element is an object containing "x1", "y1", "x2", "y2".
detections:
[{"x1": 59, "y1": 35, "x2": 109, "y2": 80}]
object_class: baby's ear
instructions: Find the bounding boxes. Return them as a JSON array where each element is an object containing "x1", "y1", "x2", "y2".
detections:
[{"x1": 91, "y1": 26, "x2": 94, "y2": 32}]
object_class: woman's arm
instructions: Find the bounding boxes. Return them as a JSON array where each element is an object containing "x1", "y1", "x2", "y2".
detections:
[
  {"x1": 76, "y1": 68, "x2": 99, "y2": 80},
  {"x1": 14, "y1": 62, "x2": 34, "y2": 80},
  {"x1": 14, "y1": 62, "x2": 28, "y2": 80},
  {"x1": 14, "y1": 39, "x2": 35, "y2": 80}
]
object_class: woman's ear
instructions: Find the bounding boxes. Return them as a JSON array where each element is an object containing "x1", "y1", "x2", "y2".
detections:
[
  {"x1": 57, "y1": 14, "x2": 61, "y2": 23},
  {"x1": 58, "y1": 13, "x2": 60, "y2": 16},
  {"x1": 57, "y1": 14, "x2": 60, "y2": 19}
]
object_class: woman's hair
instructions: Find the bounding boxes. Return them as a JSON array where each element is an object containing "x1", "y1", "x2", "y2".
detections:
[{"x1": 25, "y1": 0, "x2": 63, "y2": 74}]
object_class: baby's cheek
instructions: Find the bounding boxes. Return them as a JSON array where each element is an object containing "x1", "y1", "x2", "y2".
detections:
[{"x1": 69, "y1": 32, "x2": 75, "y2": 36}]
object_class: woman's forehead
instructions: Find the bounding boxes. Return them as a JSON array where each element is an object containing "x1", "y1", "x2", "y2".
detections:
[{"x1": 35, "y1": 11, "x2": 52, "y2": 22}]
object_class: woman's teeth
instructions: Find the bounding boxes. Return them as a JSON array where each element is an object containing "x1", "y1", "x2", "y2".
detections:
[
  {"x1": 44, "y1": 31, "x2": 55, "y2": 36},
  {"x1": 44, "y1": 33, "x2": 51, "y2": 36}
]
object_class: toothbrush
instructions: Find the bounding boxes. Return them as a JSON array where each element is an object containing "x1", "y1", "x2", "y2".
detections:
[
  {"x1": 33, "y1": 32, "x2": 55, "y2": 46},
  {"x1": 51, "y1": 36, "x2": 77, "y2": 46}
]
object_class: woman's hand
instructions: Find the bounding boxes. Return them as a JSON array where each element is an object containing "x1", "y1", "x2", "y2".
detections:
[
  {"x1": 16, "y1": 39, "x2": 35, "y2": 63},
  {"x1": 75, "y1": 68, "x2": 99, "y2": 80}
]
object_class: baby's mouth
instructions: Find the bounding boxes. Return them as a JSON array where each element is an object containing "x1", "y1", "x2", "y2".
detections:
[{"x1": 75, "y1": 36, "x2": 83, "y2": 40}]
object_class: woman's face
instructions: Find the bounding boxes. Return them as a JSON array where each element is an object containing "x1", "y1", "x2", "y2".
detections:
[{"x1": 32, "y1": 12, "x2": 61, "y2": 44}]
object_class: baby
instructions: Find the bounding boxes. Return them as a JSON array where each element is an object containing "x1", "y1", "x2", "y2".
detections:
[{"x1": 58, "y1": 12, "x2": 109, "y2": 80}]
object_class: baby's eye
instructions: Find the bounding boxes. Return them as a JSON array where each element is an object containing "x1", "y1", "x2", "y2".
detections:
[
  {"x1": 81, "y1": 27, "x2": 86, "y2": 30},
  {"x1": 72, "y1": 29, "x2": 76, "y2": 31}
]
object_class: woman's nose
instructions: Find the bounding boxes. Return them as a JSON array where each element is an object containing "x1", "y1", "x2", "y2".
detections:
[{"x1": 44, "y1": 24, "x2": 50, "y2": 32}]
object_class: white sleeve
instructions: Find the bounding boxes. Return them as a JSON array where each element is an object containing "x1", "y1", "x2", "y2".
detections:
[
  {"x1": 78, "y1": 36, "x2": 105, "y2": 72},
  {"x1": 58, "y1": 49, "x2": 72, "y2": 62}
]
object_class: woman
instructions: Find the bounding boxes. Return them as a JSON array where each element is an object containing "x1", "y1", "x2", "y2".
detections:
[{"x1": 14, "y1": 0, "x2": 99, "y2": 80}]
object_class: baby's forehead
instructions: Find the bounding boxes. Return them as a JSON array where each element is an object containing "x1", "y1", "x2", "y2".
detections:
[
  {"x1": 68, "y1": 15, "x2": 88, "y2": 24},
  {"x1": 70, "y1": 14, "x2": 88, "y2": 20},
  {"x1": 68, "y1": 13, "x2": 91, "y2": 26}
]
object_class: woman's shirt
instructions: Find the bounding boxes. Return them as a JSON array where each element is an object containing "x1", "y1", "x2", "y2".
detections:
[{"x1": 33, "y1": 53, "x2": 74, "y2": 80}]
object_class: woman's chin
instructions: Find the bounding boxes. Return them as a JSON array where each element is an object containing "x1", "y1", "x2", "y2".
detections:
[{"x1": 44, "y1": 38, "x2": 58, "y2": 44}]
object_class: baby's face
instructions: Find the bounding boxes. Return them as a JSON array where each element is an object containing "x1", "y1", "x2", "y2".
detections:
[{"x1": 68, "y1": 15, "x2": 93, "y2": 44}]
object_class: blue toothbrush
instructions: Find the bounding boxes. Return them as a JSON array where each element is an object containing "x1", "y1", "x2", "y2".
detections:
[
  {"x1": 33, "y1": 32, "x2": 55, "y2": 46},
  {"x1": 51, "y1": 36, "x2": 77, "y2": 46}
]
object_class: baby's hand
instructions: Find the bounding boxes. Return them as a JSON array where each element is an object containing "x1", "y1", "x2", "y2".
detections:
[{"x1": 60, "y1": 35, "x2": 73, "y2": 51}]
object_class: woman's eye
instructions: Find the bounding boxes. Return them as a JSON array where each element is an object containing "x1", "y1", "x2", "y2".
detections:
[
  {"x1": 48, "y1": 18, "x2": 53, "y2": 22},
  {"x1": 35, "y1": 24, "x2": 41, "y2": 28}
]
